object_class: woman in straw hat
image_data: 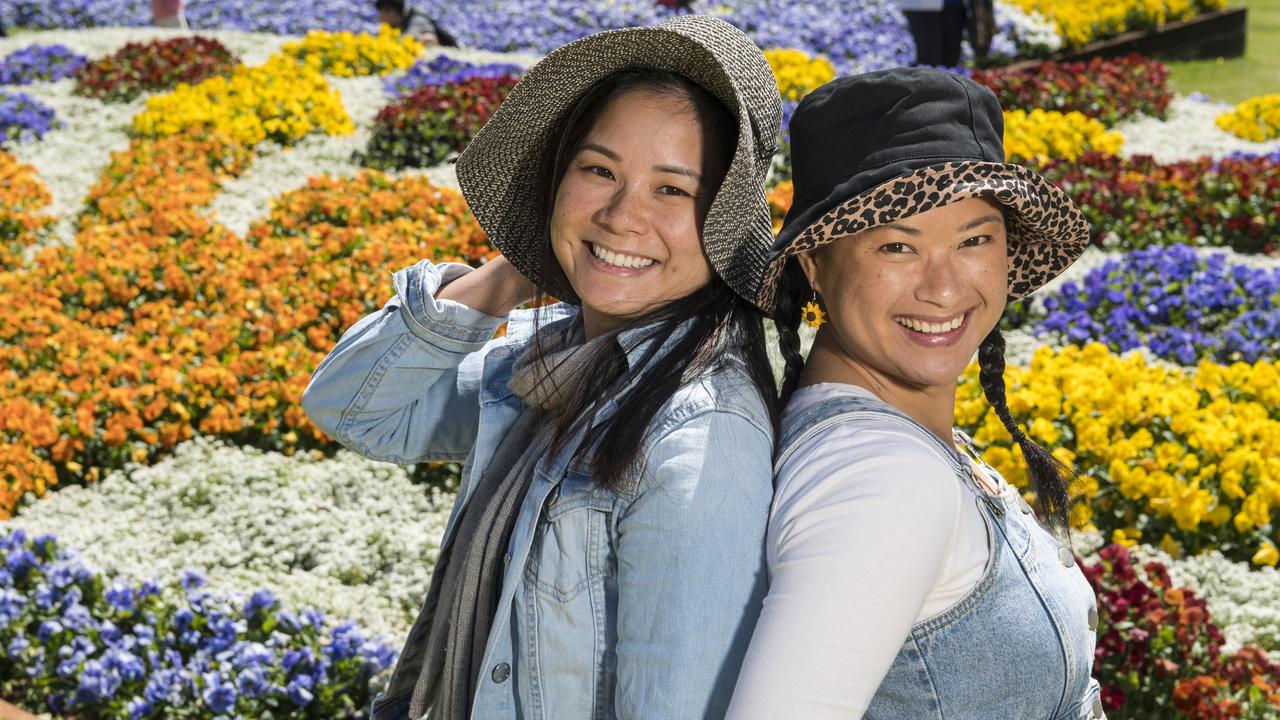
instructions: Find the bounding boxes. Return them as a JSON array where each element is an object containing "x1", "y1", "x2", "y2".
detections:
[
  {"x1": 726, "y1": 68, "x2": 1105, "y2": 719},
  {"x1": 303, "y1": 15, "x2": 784, "y2": 720}
]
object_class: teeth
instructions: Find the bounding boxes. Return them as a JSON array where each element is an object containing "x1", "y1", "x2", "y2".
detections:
[
  {"x1": 896, "y1": 315, "x2": 965, "y2": 334},
  {"x1": 590, "y1": 243, "x2": 655, "y2": 269}
]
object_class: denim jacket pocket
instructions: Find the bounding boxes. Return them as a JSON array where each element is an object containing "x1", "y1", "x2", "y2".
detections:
[{"x1": 525, "y1": 471, "x2": 615, "y2": 602}]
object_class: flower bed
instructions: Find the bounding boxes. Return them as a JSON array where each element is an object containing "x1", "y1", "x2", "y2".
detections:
[
  {"x1": 131, "y1": 54, "x2": 353, "y2": 147},
  {"x1": 1003, "y1": 108, "x2": 1124, "y2": 163},
  {"x1": 1084, "y1": 544, "x2": 1280, "y2": 718},
  {"x1": 0, "y1": 151, "x2": 54, "y2": 263},
  {"x1": 0, "y1": 528, "x2": 395, "y2": 717},
  {"x1": 764, "y1": 48, "x2": 834, "y2": 103},
  {"x1": 0, "y1": 137, "x2": 489, "y2": 515},
  {"x1": 0, "y1": 90, "x2": 59, "y2": 146},
  {"x1": 2, "y1": 0, "x2": 379, "y2": 34},
  {"x1": 359, "y1": 73, "x2": 518, "y2": 170},
  {"x1": 1004, "y1": 0, "x2": 1228, "y2": 47},
  {"x1": 957, "y1": 343, "x2": 1280, "y2": 566},
  {"x1": 1131, "y1": 544, "x2": 1280, "y2": 656},
  {"x1": 1216, "y1": 93, "x2": 1280, "y2": 143},
  {"x1": 7, "y1": 437, "x2": 455, "y2": 644},
  {"x1": 72, "y1": 36, "x2": 239, "y2": 103},
  {"x1": 384, "y1": 53, "x2": 524, "y2": 98},
  {"x1": 0, "y1": 44, "x2": 87, "y2": 85},
  {"x1": 281, "y1": 26, "x2": 424, "y2": 78},
  {"x1": 1037, "y1": 153, "x2": 1280, "y2": 255},
  {"x1": 1012, "y1": 244, "x2": 1280, "y2": 364},
  {"x1": 973, "y1": 54, "x2": 1172, "y2": 127},
  {"x1": 685, "y1": 0, "x2": 914, "y2": 73}
]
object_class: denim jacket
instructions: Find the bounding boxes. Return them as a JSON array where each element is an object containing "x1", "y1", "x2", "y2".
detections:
[{"x1": 301, "y1": 260, "x2": 775, "y2": 720}]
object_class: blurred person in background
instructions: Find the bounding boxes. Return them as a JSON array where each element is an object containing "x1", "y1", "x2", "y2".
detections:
[
  {"x1": 897, "y1": 0, "x2": 995, "y2": 66},
  {"x1": 375, "y1": 0, "x2": 456, "y2": 46},
  {"x1": 151, "y1": 0, "x2": 187, "y2": 29}
]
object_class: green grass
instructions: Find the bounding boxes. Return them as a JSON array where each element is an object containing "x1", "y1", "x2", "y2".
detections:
[{"x1": 1165, "y1": 0, "x2": 1280, "y2": 103}]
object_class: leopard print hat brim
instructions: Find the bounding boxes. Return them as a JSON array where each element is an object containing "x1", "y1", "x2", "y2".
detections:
[{"x1": 757, "y1": 161, "x2": 1091, "y2": 309}]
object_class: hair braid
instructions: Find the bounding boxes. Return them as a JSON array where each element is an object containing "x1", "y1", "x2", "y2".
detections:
[
  {"x1": 977, "y1": 325, "x2": 1073, "y2": 537},
  {"x1": 773, "y1": 259, "x2": 808, "y2": 404}
]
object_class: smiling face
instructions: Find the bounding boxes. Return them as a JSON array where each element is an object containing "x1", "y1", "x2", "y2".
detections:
[
  {"x1": 550, "y1": 87, "x2": 721, "y2": 337},
  {"x1": 797, "y1": 197, "x2": 1009, "y2": 396}
]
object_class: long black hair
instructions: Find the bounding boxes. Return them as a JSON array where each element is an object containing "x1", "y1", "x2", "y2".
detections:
[
  {"x1": 772, "y1": 249, "x2": 1075, "y2": 536},
  {"x1": 529, "y1": 69, "x2": 781, "y2": 491}
]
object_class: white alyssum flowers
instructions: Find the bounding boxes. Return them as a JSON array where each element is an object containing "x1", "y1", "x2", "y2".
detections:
[
  {"x1": 1115, "y1": 94, "x2": 1280, "y2": 163},
  {"x1": 10, "y1": 436, "x2": 456, "y2": 642}
]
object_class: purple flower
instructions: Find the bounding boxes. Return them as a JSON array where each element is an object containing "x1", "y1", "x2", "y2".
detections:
[
  {"x1": 1019, "y1": 243, "x2": 1280, "y2": 364},
  {"x1": 385, "y1": 54, "x2": 525, "y2": 97},
  {"x1": 243, "y1": 588, "x2": 276, "y2": 617},
  {"x1": 180, "y1": 568, "x2": 206, "y2": 591},
  {"x1": 1, "y1": 90, "x2": 61, "y2": 145},
  {"x1": 201, "y1": 671, "x2": 237, "y2": 713},
  {"x1": 0, "y1": 44, "x2": 88, "y2": 84}
]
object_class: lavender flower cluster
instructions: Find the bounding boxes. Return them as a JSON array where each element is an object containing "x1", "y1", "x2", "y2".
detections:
[
  {"x1": 0, "y1": 529, "x2": 396, "y2": 718},
  {"x1": 384, "y1": 53, "x2": 524, "y2": 98},
  {"x1": 688, "y1": 0, "x2": 916, "y2": 73},
  {"x1": 416, "y1": 0, "x2": 669, "y2": 54},
  {"x1": 2, "y1": 0, "x2": 378, "y2": 34},
  {"x1": 1226, "y1": 148, "x2": 1280, "y2": 164},
  {"x1": 1028, "y1": 244, "x2": 1280, "y2": 365},
  {"x1": 0, "y1": 91, "x2": 59, "y2": 146},
  {"x1": 0, "y1": 44, "x2": 89, "y2": 85}
]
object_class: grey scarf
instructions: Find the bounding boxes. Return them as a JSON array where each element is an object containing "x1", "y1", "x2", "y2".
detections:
[{"x1": 406, "y1": 327, "x2": 616, "y2": 720}]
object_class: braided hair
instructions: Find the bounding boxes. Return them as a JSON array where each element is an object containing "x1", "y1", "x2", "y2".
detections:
[
  {"x1": 773, "y1": 258, "x2": 808, "y2": 404},
  {"x1": 976, "y1": 325, "x2": 1073, "y2": 537}
]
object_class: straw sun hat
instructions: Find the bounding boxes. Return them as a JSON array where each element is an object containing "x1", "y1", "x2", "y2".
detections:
[{"x1": 455, "y1": 15, "x2": 784, "y2": 311}]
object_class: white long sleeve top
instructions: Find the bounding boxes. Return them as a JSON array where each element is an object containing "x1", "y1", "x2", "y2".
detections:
[{"x1": 728, "y1": 383, "x2": 994, "y2": 719}]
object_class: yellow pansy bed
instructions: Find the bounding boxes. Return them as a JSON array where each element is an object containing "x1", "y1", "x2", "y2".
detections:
[
  {"x1": 132, "y1": 54, "x2": 355, "y2": 147},
  {"x1": 1003, "y1": 108, "x2": 1124, "y2": 164},
  {"x1": 958, "y1": 343, "x2": 1280, "y2": 566},
  {"x1": 1215, "y1": 93, "x2": 1280, "y2": 143},
  {"x1": 281, "y1": 26, "x2": 424, "y2": 77},
  {"x1": 764, "y1": 48, "x2": 835, "y2": 102},
  {"x1": 1005, "y1": 0, "x2": 1228, "y2": 47}
]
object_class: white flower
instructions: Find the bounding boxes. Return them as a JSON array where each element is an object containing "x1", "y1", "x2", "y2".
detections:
[
  {"x1": 1116, "y1": 94, "x2": 1280, "y2": 163},
  {"x1": 9, "y1": 436, "x2": 457, "y2": 643}
]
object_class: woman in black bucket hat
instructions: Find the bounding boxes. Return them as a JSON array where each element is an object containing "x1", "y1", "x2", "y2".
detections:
[
  {"x1": 303, "y1": 15, "x2": 785, "y2": 720},
  {"x1": 728, "y1": 68, "x2": 1106, "y2": 719}
]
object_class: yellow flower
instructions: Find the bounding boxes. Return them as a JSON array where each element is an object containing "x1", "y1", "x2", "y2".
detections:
[
  {"x1": 764, "y1": 48, "x2": 835, "y2": 102},
  {"x1": 1252, "y1": 542, "x2": 1280, "y2": 567},
  {"x1": 281, "y1": 26, "x2": 424, "y2": 77},
  {"x1": 1215, "y1": 93, "x2": 1280, "y2": 142},
  {"x1": 1003, "y1": 109, "x2": 1124, "y2": 164}
]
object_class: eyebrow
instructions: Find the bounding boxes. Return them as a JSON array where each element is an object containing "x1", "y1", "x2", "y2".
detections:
[
  {"x1": 886, "y1": 214, "x2": 1004, "y2": 236},
  {"x1": 580, "y1": 144, "x2": 704, "y2": 184}
]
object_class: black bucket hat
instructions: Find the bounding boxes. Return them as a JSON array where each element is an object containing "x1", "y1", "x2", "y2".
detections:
[
  {"x1": 456, "y1": 15, "x2": 783, "y2": 311},
  {"x1": 759, "y1": 67, "x2": 1089, "y2": 309}
]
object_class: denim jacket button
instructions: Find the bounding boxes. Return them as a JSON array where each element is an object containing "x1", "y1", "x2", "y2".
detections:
[
  {"x1": 1091, "y1": 695, "x2": 1105, "y2": 718},
  {"x1": 503, "y1": 553, "x2": 512, "y2": 565},
  {"x1": 492, "y1": 662, "x2": 511, "y2": 683},
  {"x1": 1058, "y1": 547, "x2": 1075, "y2": 568},
  {"x1": 1088, "y1": 608, "x2": 1099, "y2": 631}
]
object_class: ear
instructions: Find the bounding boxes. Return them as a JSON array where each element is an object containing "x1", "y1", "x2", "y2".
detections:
[{"x1": 793, "y1": 249, "x2": 822, "y2": 296}]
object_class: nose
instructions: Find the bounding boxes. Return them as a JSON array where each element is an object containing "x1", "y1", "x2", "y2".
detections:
[
  {"x1": 914, "y1": 251, "x2": 962, "y2": 307},
  {"x1": 594, "y1": 184, "x2": 649, "y2": 236}
]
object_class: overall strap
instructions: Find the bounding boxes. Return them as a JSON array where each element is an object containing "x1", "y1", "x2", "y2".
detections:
[{"x1": 775, "y1": 393, "x2": 1006, "y2": 518}]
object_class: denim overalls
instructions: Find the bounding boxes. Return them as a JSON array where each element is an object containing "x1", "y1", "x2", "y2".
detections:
[{"x1": 774, "y1": 393, "x2": 1105, "y2": 719}]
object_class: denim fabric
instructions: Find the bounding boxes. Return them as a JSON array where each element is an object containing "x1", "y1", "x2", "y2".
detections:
[
  {"x1": 774, "y1": 393, "x2": 1105, "y2": 720},
  {"x1": 302, "y1": 260, "x2": 775, "y2": 720}
]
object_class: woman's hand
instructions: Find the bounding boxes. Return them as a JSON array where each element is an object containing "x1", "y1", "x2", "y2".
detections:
[{"x1": 437, "y1": 255, "x2": 537, "y2": 317}]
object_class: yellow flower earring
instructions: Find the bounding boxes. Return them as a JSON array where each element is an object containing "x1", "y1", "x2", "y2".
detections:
[{"x1": 802, "y1": 291, "x2": 826, "y2": 329}]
